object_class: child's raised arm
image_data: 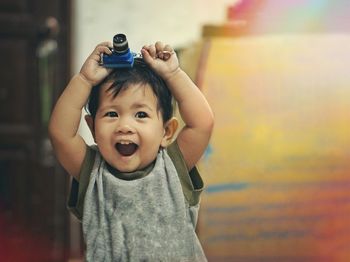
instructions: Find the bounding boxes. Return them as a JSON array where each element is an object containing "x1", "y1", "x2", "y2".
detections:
[
  {"x1": 48, "y1": 42, "x2": 112, "y2": 179},
  {"x1": 142, "y1": 42, "x2": 214, "y2": 170}
]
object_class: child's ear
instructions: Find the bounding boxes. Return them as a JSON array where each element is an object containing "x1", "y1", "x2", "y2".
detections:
[
  {"x1": 85, "y1": 114, "x2": 96, "y2": 141},
  {"x1": 161, "y1": 117, "x2": 178, "y2": 147}
]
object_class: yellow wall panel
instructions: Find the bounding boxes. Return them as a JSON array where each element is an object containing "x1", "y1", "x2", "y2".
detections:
[{"x1": 183, "y1": 34, "x2": 350, "y2": 261}]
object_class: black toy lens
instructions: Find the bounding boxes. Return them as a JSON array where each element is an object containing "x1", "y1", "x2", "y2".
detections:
[
  {"x1": 113, "y1": 34, "x2": 129, "y2": 54},
  {"x1": 114, "y1": 34, "x2": 126, "y2": 43}
]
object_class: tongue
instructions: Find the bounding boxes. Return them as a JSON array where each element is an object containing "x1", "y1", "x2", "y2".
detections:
[{"x1": 116, "y1": 143, "x2": 138, "y2": 156}]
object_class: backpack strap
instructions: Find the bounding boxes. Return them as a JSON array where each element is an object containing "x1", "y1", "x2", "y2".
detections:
[{"x1": 166, "y1": 141, "x2": 204, "y2": 206}]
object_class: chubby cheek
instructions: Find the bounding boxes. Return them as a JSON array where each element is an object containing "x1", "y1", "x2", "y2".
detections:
[
  {"x1": 139, "y1": 143, "x2": 161, "y2": 167},
  {"x1": 142, "y1": 130, "x2": 164, "y2": 152},
  {"x1": 94, "y1": 127, "x2": 113, "y2": 147}
]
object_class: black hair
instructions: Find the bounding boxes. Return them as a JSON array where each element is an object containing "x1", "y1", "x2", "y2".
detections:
[{"x1": 86, "y1": 58, "x2": 173, "y2": 122}]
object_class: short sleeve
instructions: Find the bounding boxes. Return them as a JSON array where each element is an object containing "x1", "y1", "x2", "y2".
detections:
[
  {"x1": 67, "y1": 146, "x2": 96, "y2": 221},
  {"x1": 166, "y1": 141, "x2": 204, "y2": 206}
]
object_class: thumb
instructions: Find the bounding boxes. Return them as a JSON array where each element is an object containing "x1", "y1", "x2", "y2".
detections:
[{"x1": 141, "y1": 48, "x2": 154, "y2": 65}]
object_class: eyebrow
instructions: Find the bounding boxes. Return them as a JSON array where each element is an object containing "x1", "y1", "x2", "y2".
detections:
[
  {"x1": 98, "y1": 100, "x2": 156, "y2": 114},
  {"x1": 131, "y1": 102, "x2": 154, "y2": 112}
]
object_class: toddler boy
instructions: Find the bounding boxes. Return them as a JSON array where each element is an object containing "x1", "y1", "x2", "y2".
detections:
[{"x1": 49, "y1": 41, "x2": 214, "y2": 261}]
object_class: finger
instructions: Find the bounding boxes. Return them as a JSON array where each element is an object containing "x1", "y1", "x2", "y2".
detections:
[
  {"x1": 160, "y1": 51, "x2": 173, "y2": 61},
  {"x1": 88, "y1": 48, "x2": 110, "y2": 64},
  {"x1": 155, "y1": 41, "x2": 165, "y2": 59},
  {"x1": 156, "y1": 43, "x2": 174, "y2": 60},
  {"x1": 142, "y1": 44, "x2": 150, "y2": 50},
  {"x1": 147, "y1": 44, "x2": 157, "y2": 58},
  {"x1": 96, "y1": 47, "x2": 112, "y2": 57},
  {"x1": 155, "y1": 41, "x2": 165, "y2": 52},
  {"x1": 97, "y1": 41, "x2": 113, "y2": 51},
  {"x1": 141, "y1": 48, "x2": 153, "y2": 64},
  {"x1": 95, "y1": 43, "x2": 112, "y2": 54},
  {"x1": 157, "y1": 51, "x2": 164, "y2": 60},
  {"x1": 164, "y1": 44, "x2": 173, "y2": 53},
  {"x1": 83, "y1": 43, "x2": 111, "y2": 67}
]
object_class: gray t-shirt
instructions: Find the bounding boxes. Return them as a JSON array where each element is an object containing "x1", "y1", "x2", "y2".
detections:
[{"x1": 68, "y1": 142, "x2": 207, "y2": 261}]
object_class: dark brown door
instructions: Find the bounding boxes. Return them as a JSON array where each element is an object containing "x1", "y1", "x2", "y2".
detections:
[{"x1": 0, "y1": 0, "x2": 71, "y2": 260}]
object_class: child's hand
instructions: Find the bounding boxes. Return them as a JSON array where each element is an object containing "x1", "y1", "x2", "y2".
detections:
[
  {"x1": 79, "y1": 42, "x2": 113, "y2": 86},
  {"x1": 141, "y1": 42, "x2": 180, "y2": 81}
]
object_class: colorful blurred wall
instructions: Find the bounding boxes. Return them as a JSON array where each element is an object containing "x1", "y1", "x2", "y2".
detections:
[{"x1": 178, "y1": 1, "x2": 350, "y2": 261}]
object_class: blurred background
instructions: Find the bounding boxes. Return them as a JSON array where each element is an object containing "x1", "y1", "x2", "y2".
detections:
[{"x1": 1, "y1": 0, "x2": 350, "y2": 261}]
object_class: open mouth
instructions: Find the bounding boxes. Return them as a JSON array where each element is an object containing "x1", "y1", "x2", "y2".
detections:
[{"x1": 115, "y1": 141, "x2": 138, "y2": 157}]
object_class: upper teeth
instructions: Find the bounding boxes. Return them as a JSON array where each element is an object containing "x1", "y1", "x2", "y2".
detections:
[{"x1": 119, "y1": 140, "x2": 132, "y2": 145}]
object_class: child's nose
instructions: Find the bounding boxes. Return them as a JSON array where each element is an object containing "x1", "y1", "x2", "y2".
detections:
[{"x1": 115, "y1": 119, "x2": 134, "y2": 134}]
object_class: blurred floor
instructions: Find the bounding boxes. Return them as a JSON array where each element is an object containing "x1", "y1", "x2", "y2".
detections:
[{"x1": 0, "y1": 202, "x2": 67, "y2": 262}]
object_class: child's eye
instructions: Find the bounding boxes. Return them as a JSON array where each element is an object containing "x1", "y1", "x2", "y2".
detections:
[
  {"x1": 135, "y1": 111, "x2": 148, "y2": 118},
  {"x1": 105, "y1": 111, "x2": 118, "y2": 118}
]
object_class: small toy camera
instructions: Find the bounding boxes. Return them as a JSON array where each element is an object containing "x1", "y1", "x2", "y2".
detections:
[{"x1": 101, "y1": 33, "x2": 136, "y2": 68}]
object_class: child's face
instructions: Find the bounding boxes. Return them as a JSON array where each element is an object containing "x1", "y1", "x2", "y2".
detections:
[{"x1": 92, "y1": 82, "x2": 168, "y2": 173}]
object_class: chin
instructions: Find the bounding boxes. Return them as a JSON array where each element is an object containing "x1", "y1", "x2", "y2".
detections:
[
  {"x1": 105, "y1": 160, "x2": 136, "y2": 173},
  {"x1": 111, "y1": 164, "x2": 136, "y2": 173}
]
